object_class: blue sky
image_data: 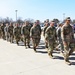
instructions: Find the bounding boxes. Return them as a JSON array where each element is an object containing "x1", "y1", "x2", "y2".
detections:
[{"x1": 0, "y1": 0, "x2": 75, "y2": 21}]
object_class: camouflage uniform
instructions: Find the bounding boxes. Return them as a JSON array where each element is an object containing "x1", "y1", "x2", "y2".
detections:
[
  {"x1": 4, "y1": 24, "x2": 9, "y2": 41},
  {"x1": 0, "y1": 25, "x2": 1, "y2": 38},
  {"x1": 8, "y1": 24, "x2": 14, "y2": 43},
  {"x1": 56, "y1": 24, "x2": 64, "y2": 52},
  {"x1": 14, "y1": 26, "x2": 21, "y2": 45},
  {"x1": 43, "y1": 24, "x2": 49, "y2": 48},
  {"x1": 45, "y1": 25, "x2": 57, "y2": 58},
  {"x1": 61, "y1": 23, "x2": 75, "y2": 64},
  {"x1": 30, "y1": 24, "x2": 41, "y2": 52},
  {"x1": 22, "y1": 24, "x2": 31, "y2": 48},
  {"x1": 1, "y1": 24, "x2": 5, "y2": 40}
]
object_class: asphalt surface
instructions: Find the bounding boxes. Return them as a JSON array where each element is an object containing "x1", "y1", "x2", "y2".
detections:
[{"x1": 0, "y1": 35, "x2": 75, "y2": 75}]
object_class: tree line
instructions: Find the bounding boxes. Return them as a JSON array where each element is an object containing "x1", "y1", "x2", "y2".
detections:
[{"x1": 0, "y1": 17, "x2": 75, "y2": 25}]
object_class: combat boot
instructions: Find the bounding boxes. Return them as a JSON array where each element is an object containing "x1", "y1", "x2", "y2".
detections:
[
  {"x1": 63, "y1": 54, "x2": 71, "y2": 65},
  {"x1": 28, "y1": 45, "x2": 30, "y2": 48},
  {"x1": 17, "y1": 42, "x2": 19, "y2": 46},
  {"x1": 33, "y1": 47, "x2": 37, "y2": 52},
  {"x1": 16, "y1": 41, "x2": 19, "y2": 46},
  {"x1": 48, "y1": 52, "x2": 53, "y2": 59},
  {"x1": 65, "y1": 59, "x2": 71, "y2": 65}
]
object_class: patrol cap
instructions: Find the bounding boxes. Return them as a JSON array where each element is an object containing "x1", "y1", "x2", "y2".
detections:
[{"x1": 65, "y1": 17, "x2": 71, "y2": 21}]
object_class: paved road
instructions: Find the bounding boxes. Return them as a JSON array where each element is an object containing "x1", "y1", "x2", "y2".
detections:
[{"x1": 0, "y1": 36, "x2": 75, "y2": 75}]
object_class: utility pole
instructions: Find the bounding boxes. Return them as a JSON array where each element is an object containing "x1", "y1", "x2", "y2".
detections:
[
  {"x1": 63, "y1": 13, "x2": 65, "y2": 20},
  {"x1": 15, "y1": 10, "x2": 18, "y2": 22}
]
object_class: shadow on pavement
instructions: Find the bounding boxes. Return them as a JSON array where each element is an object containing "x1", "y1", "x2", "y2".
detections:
[
  {"x1": 36, "y1": 51, "x2": 47, "y2": 54},
  {"x1": 71, "y1": 53, "x2": 75, "y2": 56},
  {"x1": 69, "y1": 57, "x2": 75, "y2": 60},
  {"x1": 71, "y1": 62, "x2": 75, "y2": 65},
  {"x1": 54, "y1": 56, "x2": 64, "y2": 60},
  {"x1": 37, "y1": 46, "x2": 45, "y2": 49}
]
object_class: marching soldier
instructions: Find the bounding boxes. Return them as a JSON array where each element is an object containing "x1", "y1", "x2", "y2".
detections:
[
  {"x1": 4, "y1": 23, "x2": 9, "y2": 41},
  {"x1": 61, "y1": 17, "x2": 75, "y2": 65},
  {"x1": 56, "y1": 23, "x2": 64, "y2": 53},
  {"x1": 36, "y1": 20, "x2": 41, "y2": 34},
  {"x1": 14, "y1": 23, "x2": 21, "y2": 45},
  {"x1": 43, "y1": 22, "x2": 49, "y2": 49},
  {"x1": 0, "y1": 24, "x2": 1, "y2": 38},
  {"x1": 45, "y1": 20, "x2": 57, "y2": 58},
  {"x1": 30, "y1": 22, "x2": 41, "y2": 52},
  {"x1": 22, "y1": 21, "x2": 31, "y2": 48},
  {"x1": 8, "y1": 23, "x2": 14, "y2": 43},
  {"x1": 1, "y1": 23, "x2": 5, "y2": 40}
]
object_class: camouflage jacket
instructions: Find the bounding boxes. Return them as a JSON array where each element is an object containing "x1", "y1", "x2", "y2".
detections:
[
  {"x1": 61, "y1": 24, "x2": 74, "y2": 42},
  {"x1": 43, "y1": 26, "x2": 48, "y2": 37},
  {"x1": 8, "y1": 26, "x2": 14, "y2": 35},
  {"x1": 22, "y1": 25, "x2": 31, "y2": 36},
  {"x1": 1, "y1": 25, "x2": 5, "y2": 33},
  {"x1": 30, "y1": 25, "x2": 41, "y2": 38},
  {"x1": 14, "y1": 27, "x2": 21, "y2": 36},
  {"x1": 45, "y1": 26, "x2": 56, "y2": 41}
]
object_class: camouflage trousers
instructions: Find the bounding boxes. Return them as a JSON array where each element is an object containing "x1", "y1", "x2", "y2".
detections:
[
  {"x1": 9, "y1": 34, "x2": 14, "y2": 43},
  {"x1": 24, "y1": 35, "x2": 30, "y2": 46},
  {"x1": 44, "y1": 37, "x2": 48, "y2": 48},
  {"x1": 5, "y1": 32, "x2": 9, "y2": 41},
  {"x1": 63, "y1": 41, "x2": 75, "y2": 61},
  {"x1": 32, "y1": 38, "x2": 40, "y2": 47},
  {"x1": 2, "y1": 32, "x2": 5, "y2": 40},
  {"x1": 15, "y1": 35, "x2": 21, "y2": 44},
  {"x1": 47, "y1": 40, "x2": 57, "y2": 54}
]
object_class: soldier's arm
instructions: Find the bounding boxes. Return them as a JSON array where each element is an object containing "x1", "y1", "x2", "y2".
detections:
[
  {"x1": 39, "y1": 25, "x2": 42, "y2": 34},
  {"x1": 21, "y1": 27, "x2": 23, "y2": 35},
  {"x1": 42, "y1": 27, "x2": 45, "y2": 36},
  {"x1": 4, "y1": 27, "x2": 6, "y2": 33},
  {"x1": 20, "y1": 27, "x2": 21, "y2": 35},
  {"x1": 71, "y1": 26, "x2": 74, "y2": 39},
  {"x1": 61, "y1": 26, "x2": 67, "y2": 46},
  {"x1": 61, "y1": 26, "x2": 65, "y2": 41},
  {"x1": 30, "y1": 28, "x2": 33, "y2": 38},
  {"x1": 45, "y1": 27, "x2": 50, "y2": 40},
  {"x1": 55, "y1": 28, "x2": 57, "y2": 40},
  {"x1": 13, "y1": 28, "x2": 16, "y2": 35},
  {"x1": 8, "y1": 27, "x2": 10, "y2": 33},
  {"x1": 22, "y1": 27, "x2": 24, "y2": 35}
]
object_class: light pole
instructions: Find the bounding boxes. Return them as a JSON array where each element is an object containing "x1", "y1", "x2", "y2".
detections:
[{"x1": 15, "y1": 10, "x2": 18, "y2": 22}]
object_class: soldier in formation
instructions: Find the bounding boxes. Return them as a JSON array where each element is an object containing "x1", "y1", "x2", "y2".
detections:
[
  {"x1": 8, "y1": 22, "x2": 14, "y2": 43},
  {"x1": 0, "y1": 18, "x2": 75, "y2": 65},
  {"x1": 1, "y1": 23, "x2": 5, "y2": 40},
  {"x1": 43, "y1": 22, "x2": 49, "y2": 49},
  {"x1": 45, "y1": 21, "x2": 57, "y2": 58},
  {"x1": 30, "y1": 22, "x2": 41, "y2": 52},
  {"x1": 61, "y1": 17, "x2": 75, "y2": 65},
  {"x1": 4, "y1": 23, "x2": 9, "y2": 41},
  {"x1": 56, "y1": 23, "x2": 64, "y2": 53},
  {"x1": 22, "y1": 21, "x2": 31, "y2": 48},
  {"x1": 14, "y1": 23, "x2": 21, "y2": 45},
  {"x1": 0, "y1": 24, "x2": 2, "y2": 38}
]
